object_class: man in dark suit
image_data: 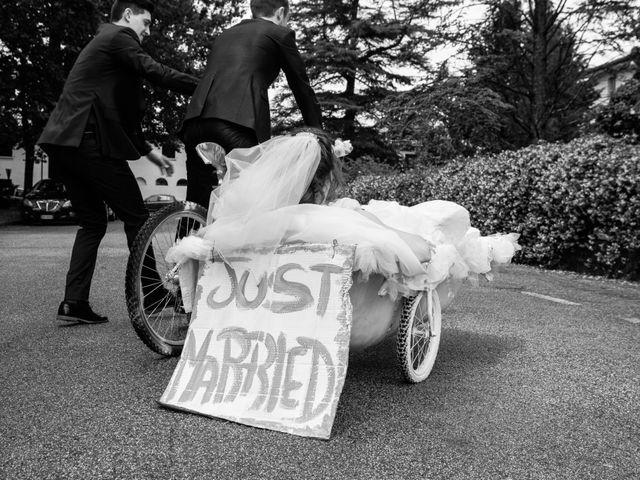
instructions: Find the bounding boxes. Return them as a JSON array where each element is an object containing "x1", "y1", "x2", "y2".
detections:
[
  {"x1": 181, "y1": 0, "x2": 323, "y2": 210},
  {"x1": 38, "y1": 0, "x2": 199, "y2": 324}
]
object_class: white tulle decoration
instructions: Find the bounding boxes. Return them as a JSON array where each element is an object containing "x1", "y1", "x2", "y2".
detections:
[
  {"x1": 210, "y1": 133, "x2": 321, "y2": 222},
  {"x1": 165, "y1": 235, "x2": 212, "y2": 265}
]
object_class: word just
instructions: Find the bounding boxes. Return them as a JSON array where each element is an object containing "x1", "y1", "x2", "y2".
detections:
[{"x1": 206, "y1": 261, "x2": 345, "y2": 316}]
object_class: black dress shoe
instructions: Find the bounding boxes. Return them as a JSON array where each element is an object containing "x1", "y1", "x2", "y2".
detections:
[{"x1": 57, "y1": 300, "x2": 108, "y2": 324}]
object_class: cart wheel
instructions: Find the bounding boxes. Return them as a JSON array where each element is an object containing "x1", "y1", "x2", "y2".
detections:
[
  {"x1": 126, "y1": 201, "x2": 207, "y2": 356},
  {"x1": 396, "y1": 290, "x2": 441, "y2": 383}
]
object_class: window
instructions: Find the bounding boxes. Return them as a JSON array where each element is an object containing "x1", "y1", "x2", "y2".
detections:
[
  {"x1": 162, "y1": 144, "x2": 176, "y2": 158},
  {"x1": 155, "y1": 178, "x2": 168, "y2": 186},
  {"x1": 607, "y1": 73, "x2": 618, "y2": 99},
  {"x1": 176, "y1": 178, "x2": 187, "y2": 186},
  {"x1": 0, "y1": 144, "x2": 12, "y2": 157},
  {"x1": 136, "y1": 177, "x2": 147, "y2": 186},
  {"x1": 32, "y1": 179, "x2": 65, "y2": 195}
]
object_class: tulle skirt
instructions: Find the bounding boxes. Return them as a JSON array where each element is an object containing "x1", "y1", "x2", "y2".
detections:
[{"x1": 167, "y1": 198, "x2": 520, "y2": 316}]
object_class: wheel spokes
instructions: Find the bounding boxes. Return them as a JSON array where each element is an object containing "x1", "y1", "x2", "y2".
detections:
[
  {"x1": 139, "y1": 211, "x2": 202, "y2": 345},
  {"x1": 411, "y1": 297, "x2": 432, "y2": 369}
]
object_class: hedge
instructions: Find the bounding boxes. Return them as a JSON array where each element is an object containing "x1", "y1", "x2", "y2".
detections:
[{"x1": 345, "y1": 135, "x2": 640, "y2": 280}]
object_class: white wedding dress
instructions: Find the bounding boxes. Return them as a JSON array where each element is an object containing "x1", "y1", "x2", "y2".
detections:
[{"x1": 166, "y1": 133, "x2": 520, "y2": 347}]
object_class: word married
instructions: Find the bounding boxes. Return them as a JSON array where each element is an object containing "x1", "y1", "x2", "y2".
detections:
[{"x1": 164, "y1": 327, "x2": 337, "y2": 421}]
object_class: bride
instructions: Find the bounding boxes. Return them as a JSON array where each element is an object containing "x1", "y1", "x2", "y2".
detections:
[{"x1": 167, "y1": 128, "x2": 520, "y2": 339}]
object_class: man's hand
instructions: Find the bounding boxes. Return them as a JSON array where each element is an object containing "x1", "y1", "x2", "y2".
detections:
[{"x1": 146, "y1": 149, "x2": 174, "y2": 177}]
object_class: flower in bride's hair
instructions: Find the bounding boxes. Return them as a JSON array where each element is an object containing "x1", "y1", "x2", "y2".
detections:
[{"x1": 333, "y1": 139, "x2": 353, "y2": 158}]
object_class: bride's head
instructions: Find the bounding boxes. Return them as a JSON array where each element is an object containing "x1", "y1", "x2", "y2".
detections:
[{"x1": 295, "y1": 128, "x2": 346, "y2": 205}]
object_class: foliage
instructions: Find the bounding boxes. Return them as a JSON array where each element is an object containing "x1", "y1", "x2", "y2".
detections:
[
  {"x1": 346, "y1": 134, "x2": 640, "y2": 280},
  {"x1": 341, "y1": 154, "x2": 402, "y2": 184},
  {"x1": 0, "y1": 0, "x2": 101, "y2": 188},
  {"x1": 377, "y1": 72, "x2": 513, "y2": 164},
  {"x1": 346, "y1": 169, "x2": 431, "y2": 207},
  {"x1": 273, "y1": 0, "x2": 462, "y2": 160}
]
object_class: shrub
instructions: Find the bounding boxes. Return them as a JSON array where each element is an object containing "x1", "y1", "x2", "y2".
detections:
[
  {"x1": 346, "y1": 169, "x2": 434, "y2": 207},
  {"x1": 345, "y1": 135, "x2": 640, "y2": 280},
  {"x1": 341, "y1": 155, "x2": 397, "y2": 184}
]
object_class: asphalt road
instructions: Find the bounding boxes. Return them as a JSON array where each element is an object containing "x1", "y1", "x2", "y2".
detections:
[{"x1": 1, "y1": 222, "x2": 638, "y2": 480}]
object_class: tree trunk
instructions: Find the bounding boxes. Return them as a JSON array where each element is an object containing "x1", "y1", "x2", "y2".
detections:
[
  {"x1": 530, "y1": 0, "x2": 549, "y2": 141},
  {"x1": 23, "y1": 138, "x2": 35, "y2": 191},
  {"x1": 20, "y1": 72, "x2": 35, "y2": 190},
  {"x1": 343, "y1": 75, "x2": 357, "y2": 138},
  {"x1": 342, "y1": 0, "x2": 359, "y2": 139}
]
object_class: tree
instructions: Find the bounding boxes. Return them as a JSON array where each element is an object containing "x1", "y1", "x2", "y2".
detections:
[
  {"x1": 377, "y1": 69, "x2": 513, "y2": 164},
  {"x1": 0, "y1": 0, "x2": 101, "y2": 190},
  {"x1": 467, "y1": 0, "x2": 597, "y2": 148},
  {"x1": 0, "y1": 0, "x2": 241, "y2": 190},
  {"x1": 272, "y1": 0, "x2": 462, "y2": 160}
]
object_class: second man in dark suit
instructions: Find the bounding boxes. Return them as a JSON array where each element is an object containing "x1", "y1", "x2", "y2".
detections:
[{"x1": 181, "y1": 0, "x2": 323, "y2": 210}]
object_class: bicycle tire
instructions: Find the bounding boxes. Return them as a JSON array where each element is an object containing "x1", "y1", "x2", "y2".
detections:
[
  {"x1": 125, "y1": 201, "x2": 207, "y2": 356},
  {"x1": 396, "y1": 290, "x2": 442, "y2": 383}
]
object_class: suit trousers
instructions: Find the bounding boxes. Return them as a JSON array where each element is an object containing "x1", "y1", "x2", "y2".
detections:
[
  {"x1": 49, "y1": 132, "x2": 151, "y2": 301},
  {"x1": 182, "y1": 118, "x2": 258, "y2": 210}
]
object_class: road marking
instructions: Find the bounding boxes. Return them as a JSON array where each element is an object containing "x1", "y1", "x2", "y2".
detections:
[
  {"x1": 621, "y1": 317, "x2": 640, "y2": 324},
  {"x1": 521, "y1": 291, "x2": 581, "y2": 305}
]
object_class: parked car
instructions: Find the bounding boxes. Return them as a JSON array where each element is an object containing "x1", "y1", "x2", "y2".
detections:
[
  {"x1": 21, "y1": 180, "x2": 119, "y2": 224},
  {"x1": 144, "y1": 194, "x2": 177, "y2": 213},
  {"x1": 22, "y1": 179, "x2": 75, "y2": 223}
]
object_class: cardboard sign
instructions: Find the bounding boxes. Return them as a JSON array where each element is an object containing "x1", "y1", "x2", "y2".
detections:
[{"x1": 159, "y1": 243, "x2": 355, "y2": 439}]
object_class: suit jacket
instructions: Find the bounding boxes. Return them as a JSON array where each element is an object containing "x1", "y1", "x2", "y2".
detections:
[
  {"x1": 39, "y1": 23, "x2": 198, "y2": 160},
  {"x1": 184, "y1": 18, "x2": 322, "y2": 142}
]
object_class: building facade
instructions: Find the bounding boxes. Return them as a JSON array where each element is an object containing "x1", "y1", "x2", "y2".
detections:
[
  {"x1": 0, "y1": 147, "x2": 190, "y2": 201},
  {"x1": 587, "y1": 52, "x2": 638, "y2": 105}
]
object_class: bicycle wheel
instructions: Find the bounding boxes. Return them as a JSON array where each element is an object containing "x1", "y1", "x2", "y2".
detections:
[
  {"x1": 126, "y1": 201, "x2": 207, "y2": 356},
  {"x1": 396, "y1": 290, "x2": 442, "y2": 383}
]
